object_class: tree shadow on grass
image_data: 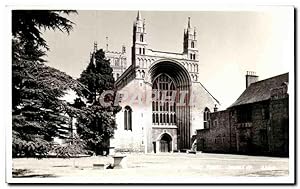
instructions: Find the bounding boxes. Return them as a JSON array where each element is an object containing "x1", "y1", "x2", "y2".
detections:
[{"x1": 12, "y1": 169, "x2": 57, "y2": 178}]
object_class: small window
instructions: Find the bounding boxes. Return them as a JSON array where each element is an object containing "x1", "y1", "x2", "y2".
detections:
[
  {"x1": 237, "y1": 106, "x2": 252, "y2": 123},
  {"x1": 213, "y1": 120, "x2": 218, "y2": 127},
  {"x1": 203, "y1": 107, "x2": 211, "y2": 129},
  {"x1": 124, "y1": 106, "x2": 132, "y2": 131},
  {"x1": 139, "y1": 48, "x2": 142, "y2": 54},
  {"x1": 143, "y1": 48, "x2": 145, "y2": 55},
  {"x1": 260, "y1": 129, "x2": 267, "y2": 144},
  {"x1": 262, "y1": 106, "x2": 270, "y2": 120},
  {"x1": 115, "y1": 59, "x2": 119, "y2": 66},
  {"x1": 191, "y1": 41, "x2": 194, "y2": 48},
  {"x1": 140, "y1": 34, "x2": 144, "y2": 42}
]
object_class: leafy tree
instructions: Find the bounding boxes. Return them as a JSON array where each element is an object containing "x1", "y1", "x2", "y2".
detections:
[
  {"x1": 12, "y1": 10, "x2": 80, "y2": 157},
  {"x1": 50, "y1": 135, "x2": 88, "y2": 158},
  {"x1": 75, "y1": 49, "x2": 121, "y2": 155}
]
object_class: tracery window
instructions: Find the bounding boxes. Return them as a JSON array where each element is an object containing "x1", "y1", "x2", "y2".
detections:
[{"x1": 152, "y1": 74, "x2": 176, "y2": 125}]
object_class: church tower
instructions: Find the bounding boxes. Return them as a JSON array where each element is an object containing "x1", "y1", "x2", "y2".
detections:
[
  {"x1": 132, "y1": 11, "x2": 147, "y2": 66},
  {"x1": 183, "y1": 17, "x2": 198, "y2": 61}
]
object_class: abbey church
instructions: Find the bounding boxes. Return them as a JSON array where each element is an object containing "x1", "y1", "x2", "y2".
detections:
[{"x1": 98, "y1": 11, "x2": 220, "y2": 153}]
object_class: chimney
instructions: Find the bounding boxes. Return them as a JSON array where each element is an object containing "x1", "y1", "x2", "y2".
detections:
[
  {"x1": 214, "y1": 104, "x2": 218, "y2": 112},
  {"x1": 246, "y1": 71, "x2": 258, "y2": 88}
]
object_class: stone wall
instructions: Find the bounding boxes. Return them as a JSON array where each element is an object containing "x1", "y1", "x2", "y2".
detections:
[
  {"x1": 196, "y1": 110, "x2": 231, "y2": 153},
  {"x1": 195, "y1": 96, "x2": 289, "y2": 156},
  {"x1": 269, "y1": 97, "x2": 289, "y2": 156},
  {"x1": 232, "y1": 102, "x2": 270, "y2": 155}
]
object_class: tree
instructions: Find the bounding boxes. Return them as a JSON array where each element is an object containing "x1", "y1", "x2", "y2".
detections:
[
  {"x1": 12, "y1": 10, "x2": 76, "y2": 63},
  {"x1": 12, "y1": 58, "x2": 85, "y2": 157},
  {"x1": 12, "y1": 10, "x2": 80, "y2": 157},
  {"x1": 75, "y1": 49, "x2": 121, "y2": 155}
]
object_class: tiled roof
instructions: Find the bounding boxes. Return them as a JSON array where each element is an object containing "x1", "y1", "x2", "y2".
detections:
[{"x1": 229, "y1": 73, "x2": 288, "y2": 107}]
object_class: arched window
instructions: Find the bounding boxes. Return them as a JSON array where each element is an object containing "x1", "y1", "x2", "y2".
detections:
[
  {"x1": 141, "y1": 70, "x2": 145, "y2": 78},
  {"x1": 137, "y1": 70, "x2": 141, "y2": 78},
  {"x1": 124, "y1": 106, "x2": 132, "y2": 131},
  {"x1": 140, "y1": 34, "x2": 144, "y2": 42},
  {"x1": 115, "y1": 59, "x2": 120, "y2": 66},
  {"x1": 191, "y1": 41, "x2": 194, "y2": 48},
  {"x1": 160, "y1": 113, "x2": 162, "y2": 123},
  {"x1": 152, "y1": 74, "x2": 176, "y2": 125},
  {"x1": 203, "y1": 107, "x2": 211, "y2": 129},
  {"x1": 143, "y1": 48, "x2": 145, "y2": 55},
  {"x1": 155, "y1": 114, "x2": 159, "y2": 124}
]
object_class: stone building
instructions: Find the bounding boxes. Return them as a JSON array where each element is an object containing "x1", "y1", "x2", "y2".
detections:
[
  {"x1": 91, "y1": 41, "x2": 128, "y2": 81},
  {"x1": 196, "y1": 72, "x2": 289, "y2": 156},
  {"x1": 106, "y1": 11, "x2": 220, "y2": 153},
  {"x1": 105, "y1": 45, "x2": 127, "y2": 81}
]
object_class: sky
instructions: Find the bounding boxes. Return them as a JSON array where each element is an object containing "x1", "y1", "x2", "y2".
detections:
[{"x1": 43, "y1": 8, "x2": 294, "y2": 109}]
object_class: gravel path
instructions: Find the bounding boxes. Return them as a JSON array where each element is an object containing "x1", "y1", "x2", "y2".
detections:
[{"x1": 12, "y1": 152, "x2": 289, "y2": 182}]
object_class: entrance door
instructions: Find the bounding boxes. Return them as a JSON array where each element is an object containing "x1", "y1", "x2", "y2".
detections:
[
  {"x1": 199, "y1": 138, "x2": 205, "y2": 151},
  {"x1": 160, "y1": 134, "x2": 172, "y2": 152}
]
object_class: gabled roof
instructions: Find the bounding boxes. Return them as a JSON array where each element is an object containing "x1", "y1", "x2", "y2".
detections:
[
  {"x1": 229, "y1": 73, "x2": 288, "y2": 108},
  {"x1": 199, "y1": 82, "x2": 220, "y2": 105}
]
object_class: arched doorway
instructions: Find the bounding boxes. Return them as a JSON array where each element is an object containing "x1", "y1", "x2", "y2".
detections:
[{"x1": 160, "y1": 133, "x2": 172, "y2": 152}]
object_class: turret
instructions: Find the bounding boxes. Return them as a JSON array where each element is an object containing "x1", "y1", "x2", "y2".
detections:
[
  {"x1": 132, "y1": 11, "x2": 148, "y2": 66},
  {"x1": 183, "y1": 17, "x2": 198, "y2": 61}
]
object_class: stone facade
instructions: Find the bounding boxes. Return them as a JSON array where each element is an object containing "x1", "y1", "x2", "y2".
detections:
[
  {"x1": 109, "y1": 12, "x2": 219, "y2": 153},
  {"x1": 196, "y1": 73, "x2": 289, "y2": 156},
  {"x1": 105, "y1": 47, "x2": 127, "y2": 81},
  {"x1": 268, "y1": 87, "x2": 289, "y2": 156},
  {"x1": 196, "y1": 110, "x2": 232, "y2": 153}
]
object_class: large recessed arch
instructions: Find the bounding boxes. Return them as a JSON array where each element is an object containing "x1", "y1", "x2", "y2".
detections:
[
  {"x1": 148, "y1": 59, "x2": 192, "y2": 149},
  {"x1": 149, "y1": 59, "x2": 191, "y2": 87}
]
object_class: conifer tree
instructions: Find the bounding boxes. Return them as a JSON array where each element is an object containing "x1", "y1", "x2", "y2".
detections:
[
  {"x1": 75, "y1": 49, "x2": 121, "y2": 155},
  {"x1": 12, "y1": 10, "x2": 80, "y2": 157}
]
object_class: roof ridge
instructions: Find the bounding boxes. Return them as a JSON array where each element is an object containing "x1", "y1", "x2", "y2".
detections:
[
  {"x1": 250, "y1": 72, "x2": 288, "y2": 86},
  {"x1": 228, "y1": 72, "x2": 288, "y2": 108}
]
